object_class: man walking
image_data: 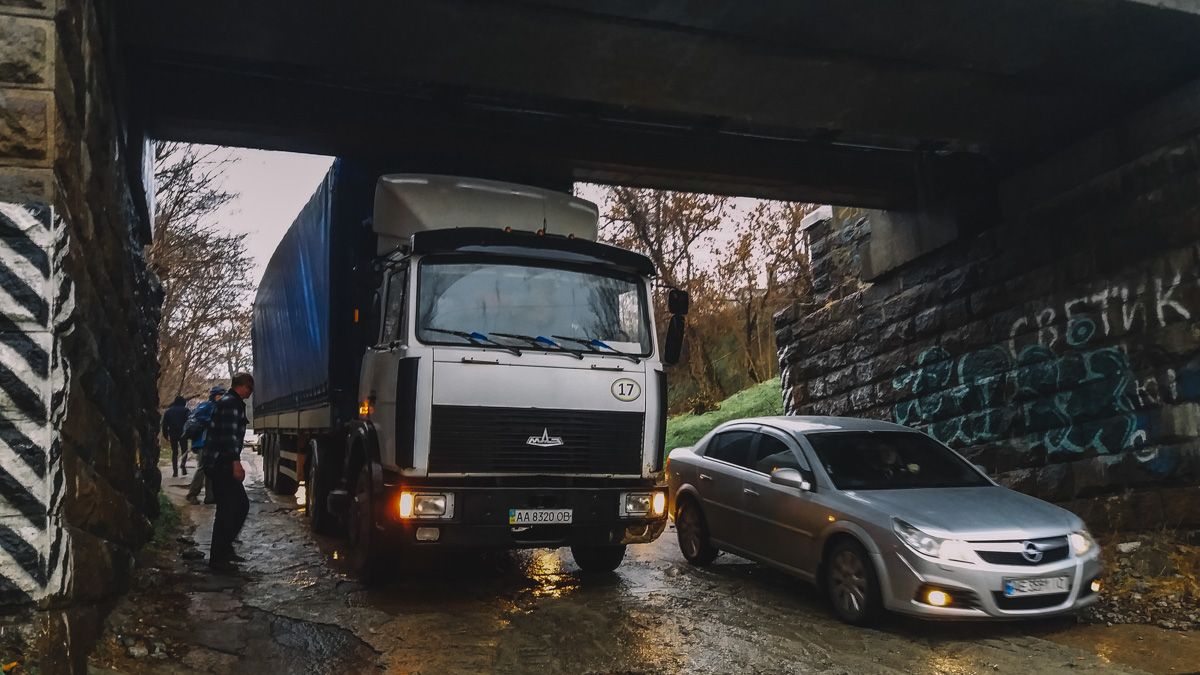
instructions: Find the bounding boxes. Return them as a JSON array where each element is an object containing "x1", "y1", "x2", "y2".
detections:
[
  {"x1": 184, "y1": 386, "x2": 225, "y2": 505},
  {"x1": 203, "y1": 373, "x2": 253, "y2": 573},
  {"x1": 161, "y1": 395, "x2": 190, "y2": 477}
]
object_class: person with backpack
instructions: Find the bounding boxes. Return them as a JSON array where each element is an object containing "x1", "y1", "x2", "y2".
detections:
[
  {"x1": 183, "y1": 386, "x2": 225, "y2": 505},
  {"x1": 161, "y1": 395, "x2": 191, "y2": 477}
]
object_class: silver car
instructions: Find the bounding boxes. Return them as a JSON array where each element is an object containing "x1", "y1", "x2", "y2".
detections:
[{"x1": 666, "y1": 416, "x2": 1102, "y2": 624}]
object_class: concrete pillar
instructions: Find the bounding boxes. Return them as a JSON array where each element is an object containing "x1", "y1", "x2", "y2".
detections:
[{"x1": 1, "y1": 0, "x2": 159, "y2": 630}]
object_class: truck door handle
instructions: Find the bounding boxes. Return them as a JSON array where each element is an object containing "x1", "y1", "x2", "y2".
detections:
[
  {"x1": 743, "y1": 488, "x2": 760, "y2": 497},
  {"x1": 698, "y1": 473, "x2": 713, "y2": 481}
]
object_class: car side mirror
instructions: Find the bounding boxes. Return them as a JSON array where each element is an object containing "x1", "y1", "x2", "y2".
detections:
[
  {"x1": 663, "y1": 315, "x2": 685, "y2": 365},
  {"x1": 770, "y1": 468, "x2": 812, "y2": 492},
  {"x1": 668, "y1": 288, "x2": 690, "y2": 316}
]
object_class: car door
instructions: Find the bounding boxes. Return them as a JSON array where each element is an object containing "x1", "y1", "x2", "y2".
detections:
[
  {"x1": 740, "y1": 429, "x2": 823, "y2": 578},
  {"x1": 694, "y1": 428, "x2": 757, "y2": 546}
]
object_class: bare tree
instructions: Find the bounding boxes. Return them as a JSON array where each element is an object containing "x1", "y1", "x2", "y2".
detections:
[{"x1": 150, "y1": 142, "x2": 254, "y2": 405}]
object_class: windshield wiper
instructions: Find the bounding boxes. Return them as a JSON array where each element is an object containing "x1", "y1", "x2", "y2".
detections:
[
  {"x1": 490, "y1": 333, "x2": 584, "y2": 360},
  {"x1": 424, "y1": 327, "x2": 522, "y2": 356},
  {"x1": 552, "y1": 335, "x2": 641, "y2": 363}
]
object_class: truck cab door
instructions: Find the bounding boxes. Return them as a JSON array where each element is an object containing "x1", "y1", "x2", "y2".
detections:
[{"x1": 361, "y1": 264, "x2": 410, "y2": 468}]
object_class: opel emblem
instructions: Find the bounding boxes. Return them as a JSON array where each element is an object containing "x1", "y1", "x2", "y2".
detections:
[{"x1": 1021, "y1": 541, "x2": 1044, "y2": 563}]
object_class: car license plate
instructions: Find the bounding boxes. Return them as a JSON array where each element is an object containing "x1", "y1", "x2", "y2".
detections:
[
  {"x1": 1003, "y1": 575, "x2": 1070, "y2": 597},
  {"x1": 508, "y1": 509, "x2": 573, "y2": 525}
]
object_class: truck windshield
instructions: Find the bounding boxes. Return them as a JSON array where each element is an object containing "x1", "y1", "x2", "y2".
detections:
[{"x1": 417, "y1": 260, "x2": 652, "y2": 356}]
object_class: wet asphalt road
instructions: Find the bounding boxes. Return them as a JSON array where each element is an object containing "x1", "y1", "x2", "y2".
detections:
[{"x1": 122, "y1": 453, "x2": 1194, "y2": 674}]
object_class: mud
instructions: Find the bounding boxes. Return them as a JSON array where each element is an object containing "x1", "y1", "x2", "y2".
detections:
[{"x1": 88, "y1": 455, "x2": 1200, "y2": 674}]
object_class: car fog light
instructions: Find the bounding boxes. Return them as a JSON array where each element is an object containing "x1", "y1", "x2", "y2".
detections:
[
  {"x1": 1090, "y1": 579, "x2": 1102, "y2": 594},
  {"x1": 415, "y1": 527, "x2": 440, "y2": 542},
  {"x1": 926, "y1": 590, "x2": 952, "y2": 607},
  {"x1": 651, "y1": 492, "x2": 667, "y2": 517}
]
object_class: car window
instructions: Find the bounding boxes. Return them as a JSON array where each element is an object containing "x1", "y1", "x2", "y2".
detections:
[
  {"x1": 752, "y1": 434, "x2": 806, "y2": 474},
  {"x1": 805, "y1": 431, "x2": 990, "y2": 490},
  {"x1": 704, "y1": 430, "x2": 756, "y2": 469}
]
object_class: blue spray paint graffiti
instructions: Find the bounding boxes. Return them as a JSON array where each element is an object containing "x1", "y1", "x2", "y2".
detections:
[{"x1": 892, "y1": 318, "x2": 1144, "y2": 456}]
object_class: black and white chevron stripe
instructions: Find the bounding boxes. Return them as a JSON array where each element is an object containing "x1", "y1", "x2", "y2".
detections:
[{"x1": 0, "y1": 202, "x2": 74, "y2": 606}]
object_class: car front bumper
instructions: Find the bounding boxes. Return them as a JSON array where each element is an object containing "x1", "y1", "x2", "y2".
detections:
[{"x1": 877, "y1": 545, "x2": 1103, "y2": 619}]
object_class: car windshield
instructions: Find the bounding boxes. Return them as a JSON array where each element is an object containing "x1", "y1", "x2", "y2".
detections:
[
  {"x1": 417, "y1": 259, "x2": 652, "y2": 355},
  {"x1": 805, "y1": 431, "x2": 990, "y2": 490}
]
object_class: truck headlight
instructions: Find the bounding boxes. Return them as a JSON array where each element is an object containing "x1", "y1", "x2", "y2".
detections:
[
  {"x1": 398, "y1": 492, "x2": 453, "y2": 519},
  {"x1": 1069, "y1": 530, "x2": 1095, "y2": 556},
  {"x1": 620, "y1": 490, "x2": 667, "y2": 518}
]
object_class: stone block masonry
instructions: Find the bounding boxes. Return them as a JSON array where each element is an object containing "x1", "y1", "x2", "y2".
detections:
[
  {"x1": 1, "y1": 0, "x2": 159, "y2": 631},
  {"x1": 776, "y1": 135, "x2": 1200, "y2": 529}
]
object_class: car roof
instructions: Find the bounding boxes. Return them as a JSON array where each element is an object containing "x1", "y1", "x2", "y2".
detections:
[{"x1": 716, "y1": 416, "x2": 915, "y2": 435}]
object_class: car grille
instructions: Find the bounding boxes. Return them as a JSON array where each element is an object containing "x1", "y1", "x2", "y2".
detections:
[
  {"x1": 428, "y1": 405, "x2": 644, "y2": 474},
  {"x1": 992, "y1": 591, "x2": 1070, "y2": 610},
  {"x1": 973, "y1": 536, "x2": 1069, "y2": 566}
]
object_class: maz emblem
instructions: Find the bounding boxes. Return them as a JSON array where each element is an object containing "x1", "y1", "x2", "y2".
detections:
[{"x1": 527, "y1": 428, "x2": 564, "y2": 448}]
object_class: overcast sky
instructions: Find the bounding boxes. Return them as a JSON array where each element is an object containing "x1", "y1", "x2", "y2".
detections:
[{"x1": 198, "y1": 147, "x2": 765, "y2": 287}]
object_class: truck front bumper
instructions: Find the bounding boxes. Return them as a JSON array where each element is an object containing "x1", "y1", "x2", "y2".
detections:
[{"x1": 381, "y1": 485, "x2": 668, "y2": 549}]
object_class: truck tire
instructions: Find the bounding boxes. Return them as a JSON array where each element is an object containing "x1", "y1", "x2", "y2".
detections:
[
  {"x1": 347, "y1": 462, "x2": 390, "y2": 583},
  {"x1": 570, "y1": 544, "x2": 626, "y2": 574},
  {"x1": 262, "y1": 434, "x2": 277, "y2": 491},
  {"x1": 270, "y1": 435, "x2": 299, "y2": 497},
  {"x1": 306, "y1": 438, "x2": 339, "y2": 535}
]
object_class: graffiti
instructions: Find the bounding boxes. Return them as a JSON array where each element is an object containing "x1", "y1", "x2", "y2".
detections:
[
  {"x1": 893, "y1": 316, "x2": 1145, "y2": 456},
  {"x1": 0, "y1": 203, "x2": 74, "y2": 605}
]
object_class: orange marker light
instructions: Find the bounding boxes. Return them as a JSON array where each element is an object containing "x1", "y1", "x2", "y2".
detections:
[
  {"x1": 353, "y1": 308, "x2": 360, "y2": 323},
  {"x1": 359, "y1": 400, "x2": 372, "y2": 418}
]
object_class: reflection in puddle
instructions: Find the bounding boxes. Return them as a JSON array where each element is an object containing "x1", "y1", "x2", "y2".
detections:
[
  {"x1": 523, "y1": 550, "x2": 579, "y2": 599},
  {"x1": 295, "y1": 482, "x2": 307, "y2": 511},
  {"x1": 927, "y1": 654, "x2": 975, "y2": 675}
]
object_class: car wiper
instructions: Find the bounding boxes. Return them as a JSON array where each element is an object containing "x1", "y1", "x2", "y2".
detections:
[
  {"x1": 424, "y1": 327, "x2": 522, "y2": 356},
  {"x1": 552, "y1": 335, "x2": 641, "y2": 363},
  {"x1": 490, "y1": 332, "x2": 584, "y2": 360}
]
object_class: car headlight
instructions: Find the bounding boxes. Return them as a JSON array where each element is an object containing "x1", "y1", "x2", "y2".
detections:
[
  {"x1": 893, "y1": 519, "x2": 973, "y2": 563},
  {"x1": 1069, "y1": 530, "x2": 1095, "y2": 556}
]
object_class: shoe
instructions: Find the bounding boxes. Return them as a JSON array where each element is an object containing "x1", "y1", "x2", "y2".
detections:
[
  {"x1": 172, "y1": 471, "x2": 178, "y2": 478},
  {"x1": 203, "y1": 499, "x2": 217, "y2": 505},
  {"x1": 186, "y1": 496, "x2": 200, "y2": 505},
  {"x1": 208, "y1": 558, "x2": 239, "y2": 574},
  {"x1": 228, "y1": 552, "x2": 248, "y2": 563},
  {"x1": 181, "y1": 468, "x2": 188, "y2": 476}
]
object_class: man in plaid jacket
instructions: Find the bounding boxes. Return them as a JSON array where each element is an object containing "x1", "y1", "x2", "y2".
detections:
[{"x1": 202, "y1": 372, "x2": 253, "y2": 572}]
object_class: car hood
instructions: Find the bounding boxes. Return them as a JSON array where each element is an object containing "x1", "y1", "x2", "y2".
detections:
[{"x1": 849, "y1": 486, "x2": 1081, "y2": 541}]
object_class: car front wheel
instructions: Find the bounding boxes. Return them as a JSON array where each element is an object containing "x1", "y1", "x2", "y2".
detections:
[
  {"x1": 824, "y1": 539, "x2": 883, "y2": 625},
  {"x1": 675, "y1": 497, "x2": 719, "y2": 566}
]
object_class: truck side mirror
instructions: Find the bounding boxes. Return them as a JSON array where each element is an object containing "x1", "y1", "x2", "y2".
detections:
[
  {"x1": 664, "y1": 315, "x2": 685, "y2": 365},
  {"x1": 668, "y1": 289, "x2": 690, "y2": 316}
]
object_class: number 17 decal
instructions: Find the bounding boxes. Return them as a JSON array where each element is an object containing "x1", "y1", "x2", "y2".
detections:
[{"x1": 611, "y1": 378, "x2": 641, "y2": 402}]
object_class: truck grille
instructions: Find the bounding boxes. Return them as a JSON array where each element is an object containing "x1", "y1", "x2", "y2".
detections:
[{"x1": 428, "y1": 405, "x2": 644, "y2": 474}]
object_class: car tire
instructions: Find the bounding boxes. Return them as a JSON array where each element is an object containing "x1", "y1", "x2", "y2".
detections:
[
  {"x1": 306, "y1": 438, "x2": 340, "y2": 536},
  {"x1": 675, "y1": 497, "x2": 719, "y2": 566},
  {"x1": 824, "y1": 539, "x2": 884, "y2": 626},
  {"x1": 570, "y1": 544, "x2": 626, "y2": 573}
]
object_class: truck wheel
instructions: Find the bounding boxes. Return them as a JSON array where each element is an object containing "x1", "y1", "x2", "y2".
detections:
[
  {"x1": 570, "y1": 544, "x2": 626, "y2": 574},
  {"x1": 306, "y1": 439, "x2": 339, "y2": 535},
  {"x1": 675, "y1": 497, "x2": 719, "y2": 566},
  {"x1": 347, "y1": 463, "x2": 389, "y2": 583}
]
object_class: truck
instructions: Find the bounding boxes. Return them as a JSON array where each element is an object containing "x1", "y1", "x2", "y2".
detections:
[{"x1": 251, "y1": 160, "x2": 689, "y2": 577}]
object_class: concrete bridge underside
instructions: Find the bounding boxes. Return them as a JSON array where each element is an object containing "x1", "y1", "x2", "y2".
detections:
[{"x1": 118, "y1": 0, "x2": 1200, "y2": 208}]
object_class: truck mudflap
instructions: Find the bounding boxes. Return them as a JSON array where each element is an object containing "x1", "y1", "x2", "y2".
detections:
[{"x1": 378, "y1": 485, "x2": 668, "y2": 549}]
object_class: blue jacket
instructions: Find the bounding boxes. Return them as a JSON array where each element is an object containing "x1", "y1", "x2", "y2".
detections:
[{"x1": 187, "y1": 400, "x2": 217, "y2": 449}]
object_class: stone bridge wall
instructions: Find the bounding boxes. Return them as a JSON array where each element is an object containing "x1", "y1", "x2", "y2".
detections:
[
  {"x1": 776, "y1": 136, "x2": 1200, "y2": 530},
  {"x1": 1, "y1": 0, "x2": 159, "y2": 628}
]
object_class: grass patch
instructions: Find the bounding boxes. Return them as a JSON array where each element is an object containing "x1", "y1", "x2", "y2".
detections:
[
  {"x1": 664, "y1": 376, "x2": 784, "y2": 451},
  {"x1": 152, "y1": 491, "x2": 180, "y2": 547}
]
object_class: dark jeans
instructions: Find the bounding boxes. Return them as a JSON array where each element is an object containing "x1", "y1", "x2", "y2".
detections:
[
  {"x1": 169, "y1": 436, "x2": 189, "y2": 475},
  {"x1": 208, "y1": 459, "x2": 249, "y2": 561}
]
